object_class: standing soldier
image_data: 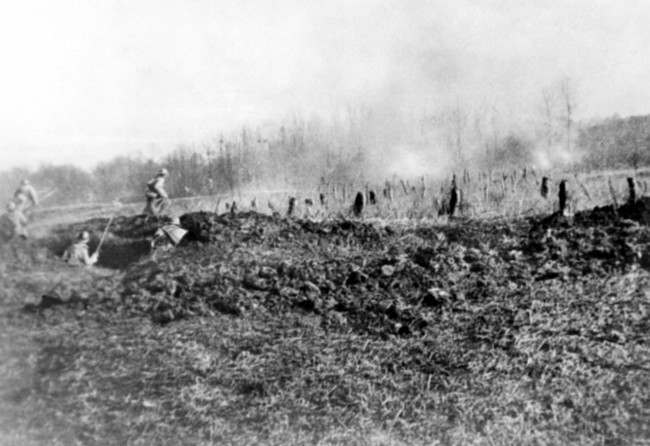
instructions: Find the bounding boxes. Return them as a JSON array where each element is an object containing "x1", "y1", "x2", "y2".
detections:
[
  {"x1": 14, "y1": 179, "x2": 38, "y2": 212},
  {"x1": 143, "y1": 168, "x2": 170, "y2": 216},
  {"x1": 62, "y1": 231, "x2": 98, "y2": 266},
  {"x1": 0, "y1": 202, "x2": 29, "y2": 241}
]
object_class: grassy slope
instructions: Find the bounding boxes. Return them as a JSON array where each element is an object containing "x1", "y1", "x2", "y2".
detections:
[{"x1": 0, "y1": 212, "x2": 649, "y2": 445}]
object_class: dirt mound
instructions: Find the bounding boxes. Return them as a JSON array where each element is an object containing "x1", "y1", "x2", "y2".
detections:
[
  {"x1": 10, "y1": 209, "x2": 650, "y2": 336},
  {"x1": 525, "y1": 197, "x2": 650, "y2": 279},
  {"x1": 535, "y1": 196, "x2": 650, "y2": 229},
  {"x1": 179, "y1": 211, "x2": 385, "y2": 246},
  {"x1": 179, "y1": 211, "x2": 276, "y2": 242},
  {"x1": 50, "y1": 214, "x2": 171, "y2": 241},
  {"x1": 110, "y1": 210, "x2": 650, "y2": 336},
  {"x1": 114, "y1": 213, "x2": 399, "y2": 331},
  {"x1": 571, "y1": 198, "x2": 650, "y2": 226},
  {"x1": 611, "y1": 196, "x2": 650, "y2": 224}
]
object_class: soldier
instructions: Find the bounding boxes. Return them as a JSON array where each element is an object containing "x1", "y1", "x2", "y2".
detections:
[
  {"x1": 150, "y1": 218, "x2": 187, "y2": 259},
  {"x1": 143, "y1": 168, "x2": 170, "y2": 216},
  {"x1": 0, "y1": 202, "x2": 29, "y2": 241},
  {"x1": 14, "y1": 179, "x2": 38, "y2": 212},
  {"x1": 62, "y1": 231, "x2": 98, "y2": 266}
]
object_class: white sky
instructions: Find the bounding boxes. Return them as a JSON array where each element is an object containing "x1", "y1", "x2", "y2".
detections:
[{"x1": 0, "y1": 0, "x2": 649, "y2": 169}]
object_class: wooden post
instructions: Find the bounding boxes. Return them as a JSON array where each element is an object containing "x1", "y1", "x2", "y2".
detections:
[
  {"x1": 540, "y1": 176, "x2": 549, "y2": 199},
  {"x1": 448, "y1": 174, "x2": 458, "y2": 217},
  {"x1": 353, "y1": 191, "x2": 364, "y2": 217},
  {"x1": 287, "y1": 197, "x2": 296, "y2": 217},
  {"x1": 627, "y1": 177, "x2": 636, "y2": 205},
  {"x1": 368, "y1": 190, "x2": 376, "y2": 205},
  {"x1": 558, "y1": 180, "x2": 568, "y2": 215}
]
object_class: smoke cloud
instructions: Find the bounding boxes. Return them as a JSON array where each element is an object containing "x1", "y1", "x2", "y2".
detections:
[{"x1": 1, "y1": 0, "x2": 649, "y2": 170}]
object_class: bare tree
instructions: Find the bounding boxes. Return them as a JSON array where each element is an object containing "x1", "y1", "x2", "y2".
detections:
[
  {"x1": 540, "y1": 87, "x2": 556, "y2": 148},
  {"x1": 488, "y1": 105, "x2": 501, "y2": 164},
  {"x1": 559, "y1": 77, "x2": 578, "y2": 156},
  {"x1": 450, "y1": 101, "x2": 468, "y2": 163}
]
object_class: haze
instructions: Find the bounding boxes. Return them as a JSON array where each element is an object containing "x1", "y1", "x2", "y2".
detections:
[{"x1": 1, "y1": 0, "x2": 648, "y2": 169}]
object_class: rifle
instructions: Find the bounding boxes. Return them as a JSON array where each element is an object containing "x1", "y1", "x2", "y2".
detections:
[
  {"x1": 93, "y1": 216, "x2": 114, "y2": 257},
  {"x1": 39, "y1": 188, "x2": 57, "y2": 202}
]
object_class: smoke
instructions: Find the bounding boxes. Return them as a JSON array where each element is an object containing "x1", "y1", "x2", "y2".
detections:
[{"x1": 1, "y1": 0, "x2": 650, "y2": 171}]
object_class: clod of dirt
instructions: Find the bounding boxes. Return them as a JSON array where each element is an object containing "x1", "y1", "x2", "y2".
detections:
[{"x1": 422, "y1": 287, "x2": 451, "y2": 307}]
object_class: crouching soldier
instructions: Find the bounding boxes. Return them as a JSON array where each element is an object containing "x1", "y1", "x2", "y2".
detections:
[
  {"x1": 143, "y1": 168, "x2": 170, "y2": 216},
  {"x1": 62, "y1": 231, "x2": 98, "y2": 266},
  {"x1": 0, "y1": 202, "x2": 29, "y2": 241},
  {"x1": 150, "y1": 219, "x2": 187, "y2": 258}
]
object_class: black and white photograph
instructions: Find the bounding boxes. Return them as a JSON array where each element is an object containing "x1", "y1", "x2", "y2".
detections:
[{"x1": 0, "y1": 1, "x2": 649, "y2": 444}]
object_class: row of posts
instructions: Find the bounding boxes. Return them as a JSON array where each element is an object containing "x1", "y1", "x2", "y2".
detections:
[{"x1": 244, "y1": 174, "x2": 643, "y2": 219}]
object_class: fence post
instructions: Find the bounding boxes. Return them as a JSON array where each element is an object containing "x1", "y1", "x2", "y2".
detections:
[{"x1": 627, "y1": 177, "x2": 636, "y2": 205}]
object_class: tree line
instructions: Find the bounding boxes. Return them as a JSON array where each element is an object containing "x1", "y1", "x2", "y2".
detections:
[{"x1": 1, "y1": 101, "x2": 649, "y2": 208}]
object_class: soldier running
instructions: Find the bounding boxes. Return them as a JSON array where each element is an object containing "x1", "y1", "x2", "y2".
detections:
[
  {"x1": 143, "y1": 168, "x2": 170, "y2": 216},
  {"x1": 14, "y1": 179, "x2": 38, "y2": 212}
]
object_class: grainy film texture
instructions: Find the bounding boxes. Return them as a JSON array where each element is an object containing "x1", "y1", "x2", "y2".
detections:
[{"x1": 0, "y1": 1, "x2": 649, "y2": 445}]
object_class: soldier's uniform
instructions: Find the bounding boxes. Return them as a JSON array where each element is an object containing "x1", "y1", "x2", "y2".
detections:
[
  {"x1": 14, "y1": 180, "x2": 38, "y2": 212},
  {"x1": 143, "y1": 169, "x2": 170, "y2": 216},
  {"x1": 150, "y1": 220, "x2": 187, "y2": 259},
  {"x1": 0, "y1": 202, "x2": 28, "y2": 241},
  {"x1": 62, "y1": 232, "x2": 98, "y2": 266}
]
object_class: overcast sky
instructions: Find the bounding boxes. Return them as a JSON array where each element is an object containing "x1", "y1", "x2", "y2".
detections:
[{"x1": 0, "y1": 0, "x2": 648, "y2": 169}]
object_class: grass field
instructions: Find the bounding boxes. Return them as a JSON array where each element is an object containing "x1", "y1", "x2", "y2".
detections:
[{"x1": 0, "y1": 169, "x2": 649, "y2": 445}]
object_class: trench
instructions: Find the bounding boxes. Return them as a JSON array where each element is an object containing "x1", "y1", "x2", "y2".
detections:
[
  {"x1": 42, "y1": 234, "x2": 153, "y2": 270},
  {"x1": 93, "y1": 238, "x2": 152, "y2": 269},
  {"x1": 38, "y1": 214, "x2": 178, "y2": 270}
]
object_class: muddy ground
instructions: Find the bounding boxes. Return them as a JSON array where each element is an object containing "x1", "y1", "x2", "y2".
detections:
[{"x1": 0, "y1": 200, "x2": 649, "y2": 445}]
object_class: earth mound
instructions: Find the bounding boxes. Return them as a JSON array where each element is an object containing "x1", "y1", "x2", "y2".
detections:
[
  {"x1": 179, "y1": 211, "x2": 385, "y2": 246},
  {"x1": 108, "y1": 210, "x2": 650, "y2": 335}
]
